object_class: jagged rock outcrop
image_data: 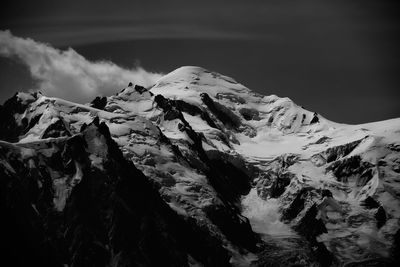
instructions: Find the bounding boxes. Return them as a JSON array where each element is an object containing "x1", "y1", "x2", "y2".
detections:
[
  {"x1": 282, "y1": 187, "x2": 314, "y2": 222},
  {"x1": 254, "y1": 154, "x2": 299, "y2": 199},
  {"x1": 310, "y1": 112, "x2": 319, "y2": 124},
  {"x1": 362, "y1": 196, "x2": 381, "y2": 209},
  {"x1": 90, "y1": 96, "x2": 107, "y2": 110},
  {"x1": 257, "y1": 171, "x2": 295, "y2": 199},
  {"x1": 311, "y1": 138, "x2": 364, "y2": 166},
  {"x1": 327, "y1": 155, "x2": 374, "y2": 182},
  {"x1": 0, "y1": 92, "x2": 39, "y2": 142},
  {"x1": 200, "y1": 92, "x2": 241, "y2": 129},
  {"x1": 42, "y1": 118, "x2": 71, "y2": 139},
  {"x1": 173, "y1": 99, "x2": 219, "y2": 129},
  {"x1": 375, "y1": 206, "x2": 387, "y2": 229}
]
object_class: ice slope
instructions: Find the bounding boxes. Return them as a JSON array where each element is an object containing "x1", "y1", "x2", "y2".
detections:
[{"x1": 1, "y1": 65, "x2": 399, "y2": 266}]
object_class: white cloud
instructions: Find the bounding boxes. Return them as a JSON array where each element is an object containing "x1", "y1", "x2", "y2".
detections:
[{"x1": 0, "y1": 30, "x2": 162, "y2": 103}]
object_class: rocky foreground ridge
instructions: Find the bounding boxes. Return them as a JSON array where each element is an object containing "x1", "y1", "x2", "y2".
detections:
[{"x1": 0, "y1": 66, "x2": 399, "y2": 266}]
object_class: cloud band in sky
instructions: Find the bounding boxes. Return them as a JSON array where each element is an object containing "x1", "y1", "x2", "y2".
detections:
[{"x1": 0, "y1": 30, "x2": 162, "y2": 103}]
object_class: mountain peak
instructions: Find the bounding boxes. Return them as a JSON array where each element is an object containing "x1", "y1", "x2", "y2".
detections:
[
  {"x1": 0, "y1": 66, "x2": 399, "y2": 266},
  {"x1": 152, "y1": 66, "x2": 249, "y2": 97}
]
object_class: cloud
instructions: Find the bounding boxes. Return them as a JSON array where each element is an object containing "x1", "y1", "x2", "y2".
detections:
[{"x1": 0, "y1": 30, "x2": 162, "y2": 103}]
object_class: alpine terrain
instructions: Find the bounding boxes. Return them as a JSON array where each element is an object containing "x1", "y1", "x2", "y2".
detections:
[{"x1": 0, "y1": 66, "x2": 399, "y2": 266}]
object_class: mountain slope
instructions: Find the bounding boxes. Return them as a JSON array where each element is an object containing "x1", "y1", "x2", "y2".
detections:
[
  {"x1": 0, "y1": 66, "x2": 399, "y2": 266},
  {"x1": 0, "y1": 118, "x2": 240, "y2": 266}
]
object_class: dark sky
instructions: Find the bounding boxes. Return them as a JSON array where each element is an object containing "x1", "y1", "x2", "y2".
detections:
[{"x1": 1, "y1": 0, "x2": 399, "y2": 123}]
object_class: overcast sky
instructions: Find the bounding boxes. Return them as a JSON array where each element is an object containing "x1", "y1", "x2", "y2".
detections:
[{"x1": 0, "y1": 0, "x2": 399, "y2": 123}]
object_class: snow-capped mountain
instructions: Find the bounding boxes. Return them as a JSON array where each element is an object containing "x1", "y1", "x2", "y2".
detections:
[{"x1": 0, "y1": 66, "x2": 399, "y2": 266}]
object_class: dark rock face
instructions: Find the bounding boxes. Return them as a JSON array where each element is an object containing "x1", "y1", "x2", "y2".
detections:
[
  {"x1": 358, "y1": 168, "x2": 374, "y2": 186},
  {"x1": 323, "y1": 139, "x2": 363, "y2": 163},
  {"x1": 375, "y1": 206, "x2": 387, "y2": 229},
  {"x1": 310, "y1": 112, "x2": 319, "y2": 124},
  {"x1": 204, "y1": 204, "x2": 259, "y2": 252},
  {"x1": 271, "y1": 154, "x2": 299, "y2": 170},
  {"x1": 295, "y1": 204, "x2": 327, "y2": 238},
  {"x1": 154, "y1": 94, "x2": 183, "y2": 121},
  {"x1": 118, "y1": 84, "x2": 152, "y2": 98},
  {"x1": 180, "y1": 129, "x2": 258, "y2": 250},
  {"x1": 282, "y1": 188, "x2": 312, "y2": 221},
  {"x1": 178, "y1": 121, "x2": 251, "y2": 206},
  {"x1": 164, "y1": 108, "x2": 182, "y2": 121},
  {"x1": 362, "y1": 196, "x2": 380, "y2": 209},
  {"x1": 90, "y1": 96, "x2": 107, "y2": 110},
  {"x1": 301, "y1": 113, "x2": 306, "y2": 124},
  {"x1": 200, "y1": 93, "x2": 241, "y2": 129},
  {"x1": 0, "y1": 119, "x2": 241, "y2": 267},
  {"x1": 133, "y1": 84, "x2": 148, "y2": 94},
  {"x1": 270, "y1": 172, "x2": 294, "y2": 198},
  {"x1": 327, "y1": 155, "x2": 373, "y2": 182},
  {"x1": 239, "y1": 108, "x2": 260, "y2": 121},
  {"x1": 0, "y1": 93, "x2": 36, "y2": 142},
  {"x1": 173, "y1": 99, "x2": 219, "y2": 129},
  {"x1": 279, "y1": 185, "x2": 347, "y2": 266},
  {"x1": 392, "y1": 229, "x2": 400, "y2": 265},
  {"x1": 209, "y1": 159, "x2": 252, "y2": 202},
  {"x1": 154, "y1": 94, "x2": 168, "y2": 109},
  {"x1": 260, "y1": 171, "x2": 294, "y2": 199},
  {"x1": 0, "y1": 163, "x2": 62, "y2": 267},
  {"x1": 321, "y1": 189, "x2": 333, "y2": 198},
  {"x1": 295, "y1": 204, "x2": 334, "y2": 267},
  {"x1": 155, "y1": 95, "x2": 219, "y2": 129},
  {"x1": 254, "y1": 154, "x2": 299, "y2": 200},
  {"x1": 42, "y1": 118, "x2": 71, "y2": 139},
  {"x1": 312, "y1": 136, "x2": 331, "y2": 145}
]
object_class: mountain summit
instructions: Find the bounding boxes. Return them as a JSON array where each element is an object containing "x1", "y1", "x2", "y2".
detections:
[{"x1": 1, "y1": 66, "x2": 399, "y2": 266}]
